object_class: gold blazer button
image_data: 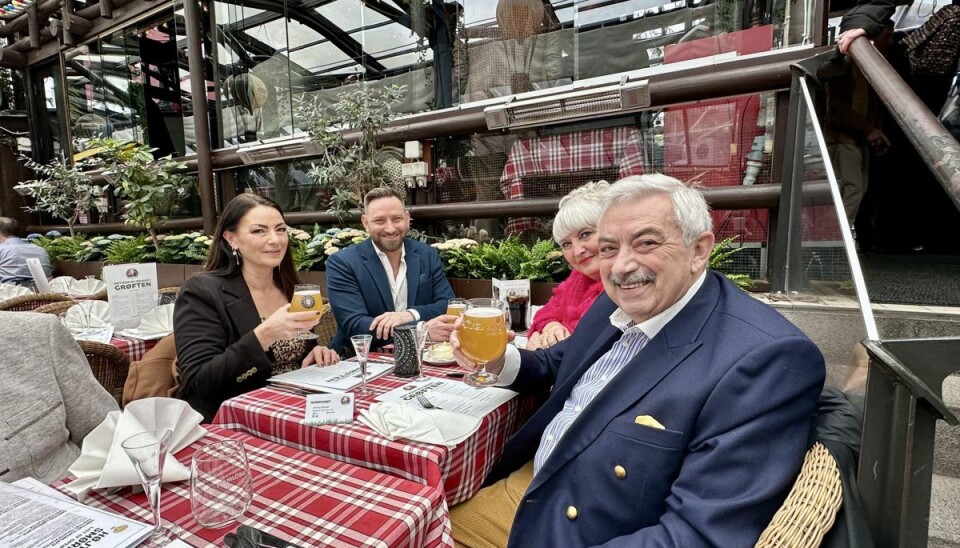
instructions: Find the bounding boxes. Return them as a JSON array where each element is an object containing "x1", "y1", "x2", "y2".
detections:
[
  {"x1": 566, "y1": 506, "x2": 578, "y2": 520},
  {"x1": 614, "y1": 465, "x2": 627, "y2": 479}
]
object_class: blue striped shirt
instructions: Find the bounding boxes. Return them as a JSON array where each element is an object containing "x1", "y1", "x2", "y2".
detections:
[{"x1": 534, "y1": 327, "x2": 649, "y2": 474}]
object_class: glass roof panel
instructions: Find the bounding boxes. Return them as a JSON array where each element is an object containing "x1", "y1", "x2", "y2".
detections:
[
  {"x1": 215, "y1": 3, "x2": 264, "y2": 22},
  {"x1": 354, "y1": 23, "x2": 417, "y2": 57},
  {"x1": 315, "y1": 0, "x2": 389, "y2": 29},
  {"x1": 289, "y1": 41, "x2": 354, "y2": 74}
]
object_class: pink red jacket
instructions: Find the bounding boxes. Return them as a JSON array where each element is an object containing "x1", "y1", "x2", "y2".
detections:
[{"x1": 529, "y1": 270, "x2": 605, "y2": 335}]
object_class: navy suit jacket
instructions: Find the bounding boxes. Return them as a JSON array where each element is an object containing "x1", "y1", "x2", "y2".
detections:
[
  {"x1": 326, "y1": 238, "x2": 455, "y2": 353},
  {"x1": 492, "y1": 271, "x2": 826, "y2": 547}
]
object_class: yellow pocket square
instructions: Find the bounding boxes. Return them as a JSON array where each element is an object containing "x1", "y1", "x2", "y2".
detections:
[{"x1": 634, "y1": 415, "x2": 666, "y2": 430}]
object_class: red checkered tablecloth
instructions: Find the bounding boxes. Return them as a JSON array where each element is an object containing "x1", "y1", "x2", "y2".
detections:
[
  {"x1": 54, "y1": 426, "x2": 452, "y2": 548},
  {"x1": 499, "y1": 126, "x2": 647, "y2": 235},
  {"x1": 110, "y1": 337, "x2": 160, "y2": 362},
  {"x1": 213, "y1": 365, "x2": 538, "y2": 505}
]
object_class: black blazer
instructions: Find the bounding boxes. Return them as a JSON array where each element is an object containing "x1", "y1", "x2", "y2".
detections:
[{"x1": 174, "y1": 271, "x2": 279, "y2": 422}]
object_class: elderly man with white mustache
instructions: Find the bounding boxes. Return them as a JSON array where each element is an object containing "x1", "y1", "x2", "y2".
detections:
[{"x1": 448, "y1": 174, "x2": 826, "y2": 548}]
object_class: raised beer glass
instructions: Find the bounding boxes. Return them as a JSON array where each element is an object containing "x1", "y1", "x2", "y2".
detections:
[
  {"x1": 446, "y1": 298, "x2": 467, "y2": 317},
  {"x1": 290, "y1": 284, "x2": 323, "y2": 339},
  {"x1": 460, "y1": 298, "x2": 508, "y2": 387}
]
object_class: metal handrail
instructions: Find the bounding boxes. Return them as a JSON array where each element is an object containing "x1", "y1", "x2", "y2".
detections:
[
  {"x1": 27, "y1": 182, "x2": 832, "y2": 235},
  {"x1": 847, "y1": 36, "x2": 960, "y2": 213}
]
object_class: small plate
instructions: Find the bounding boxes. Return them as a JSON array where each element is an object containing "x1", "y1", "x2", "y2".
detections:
[{"x1": 423, "y1": 355, "x2": 457, "y2": 366}]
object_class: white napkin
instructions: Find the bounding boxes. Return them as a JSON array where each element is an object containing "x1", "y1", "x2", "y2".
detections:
[
  {"x1": 48, "y1": 276, "x2": 79, "y2": 294},
  {"x1": 68, "y1": 278, "x2": 106, "y2": 297},
  {"x1": 0, "y1": 284, "x2": 33, "y2": 300},
  {"x1": 119, "y1": 304, "x2": 174, "y2": 339},
  {"x1": 64, "y1": 398, "x2": 206, "y2": 500},
  {"x1": 62, "y1": 300, "x2": 112, "y2": 329},
  {"x1": 358, "y1": 401, "x2": 481, "y2": 448}
]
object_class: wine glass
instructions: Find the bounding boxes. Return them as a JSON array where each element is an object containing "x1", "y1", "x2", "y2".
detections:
[
  {"x1": 190, "y1": 439, "x2": 253, "y2": 528},
  {"x1": 412, "y1": 321, "x2": 430, "y2": 382},
  {"x1": 290, "y1": 284, "x2": 323, "y2": 339},
  {"x1": 121, "y1": 429, "x2": 175, "y2": 546},
  {"x1": 351, "y1": 334, "x2": 373, "y2": 395},
  {"x1": 460, "y1": 298, "x2": 508, "y2": 388}
]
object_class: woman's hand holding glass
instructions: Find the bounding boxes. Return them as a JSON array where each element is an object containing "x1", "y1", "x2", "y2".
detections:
[{"x1": 254, "y1": 304, "x2": 320, "y2": 350}]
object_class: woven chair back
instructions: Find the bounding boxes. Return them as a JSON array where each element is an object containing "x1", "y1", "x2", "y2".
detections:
[
  {"x1": 313, "y1": 301, "x2": 337, "y2": 349},
  {"x1": 755, "y1": 442, "x2": 844, "y2": 548},
  {"x1": 34, "y1": 300, "x2": 80, "y2": 317},
  {"x1": 78, "y1": 341, "x2": 131, "y2": 406},
  {"x1": 0, "y1": 292, "x2": 74, "y2": 312}
]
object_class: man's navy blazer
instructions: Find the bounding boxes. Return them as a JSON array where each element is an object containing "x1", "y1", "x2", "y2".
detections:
[
  {"x1": 326, "y1": 238, "x2": 454, "y2": 353},
  {"x1": 493, "y1": 271, "x2": 826, "y2": 547}
]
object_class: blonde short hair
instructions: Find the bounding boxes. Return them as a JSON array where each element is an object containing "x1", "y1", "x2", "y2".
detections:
[{"x1": 552, "y1": 181, "x2": 611, "y2": 243}]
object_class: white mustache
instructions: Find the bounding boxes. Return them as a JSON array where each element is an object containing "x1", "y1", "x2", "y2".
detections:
[{"x1": 609, "y1": 269, "x2": 656, "y2": 286}]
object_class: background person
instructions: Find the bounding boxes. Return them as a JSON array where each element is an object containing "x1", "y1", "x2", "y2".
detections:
[
  {"x1": 326, "y1": 187, "x2": 456, "y2": 354},
  {"x1": 0, "y1": 312, "x2": 118, "y2": 483},
  {"x1": 526, "y1": 181, "x2": 608, "y2": 350},
  {"x1": 0, "y1": 217, "x2": 52, "y2": 286},
  {"x1": 174, "y1": 194, "x2": 339, "y2": 423},
  {"x1": 448, "y1": 174, "x2": 825, "y2": 548}
]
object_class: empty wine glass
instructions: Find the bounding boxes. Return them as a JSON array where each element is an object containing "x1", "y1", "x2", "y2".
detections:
[
  {"x1": 412, "y1": 321, "x2": 430, "y2": 382},
  {"x1": 351, "y1": 334, "x2": 373, "y2": 395},
  {"x1": 190, "y1": 439, "x2": 253, "y2": 528},
  {"x1": 121, "y1": 429, "x2": 175, "y2": 546}
]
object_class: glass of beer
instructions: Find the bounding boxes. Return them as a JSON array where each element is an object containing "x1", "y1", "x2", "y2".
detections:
[
  {"x1": 446, "y1": 298, "x2": 467, "y2": 317},
  {"x1": 460, "y1": 298, "x2": 508, "y2": 387},
  {"x1": 290, "y1": 284, "x2": 323, "y2": 340}
]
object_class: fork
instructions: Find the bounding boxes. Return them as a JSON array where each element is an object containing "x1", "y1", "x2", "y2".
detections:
[{"x1": 416, "y1": 393, "x2": 442, "y2": 410}]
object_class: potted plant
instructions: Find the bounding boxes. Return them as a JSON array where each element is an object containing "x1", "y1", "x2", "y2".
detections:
[
  {"x1": 297, "y1": 84, "x2": 408, "y2": 217},
  {"x1": 14, "y1": 156, "x2": 109, "y2": 237},
  {"x1": 89, "y1": 138, "x2": 194, "y2": 254}
]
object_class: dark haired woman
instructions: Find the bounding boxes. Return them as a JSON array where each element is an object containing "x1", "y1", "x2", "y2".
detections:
[{"x1": 174, "y1": 194, "x2": 339, "y2": 422}]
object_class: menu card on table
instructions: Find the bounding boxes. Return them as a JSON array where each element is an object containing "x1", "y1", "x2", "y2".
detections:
[
  {"x1": 103, "y1": 263, "x2": 158, "y2": 330},
  {"x1": 269, "y1": 358, "x2": 394, "y2": 392},
  {"x1": 0, "y1": 479, "x2": 151, "y2": 547},
  {"x1": 376, "y1": 378, "x2": 518, "y2": 419}
]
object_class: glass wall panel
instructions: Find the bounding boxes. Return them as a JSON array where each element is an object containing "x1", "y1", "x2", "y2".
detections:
[
  {"x1": 238, "y1": 91, "x2": 776, "y2": 280},
  {"x1": 213, "y1": 0, "x2": 814, "y2": 144},
  {"x1": 62, "y1": 8, "x2": 191, "y2": 158}
]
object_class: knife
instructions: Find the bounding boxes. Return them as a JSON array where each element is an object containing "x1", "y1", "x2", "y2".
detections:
[{"x1": 237, "y1": 524, "x2": 305, "y2": 548}]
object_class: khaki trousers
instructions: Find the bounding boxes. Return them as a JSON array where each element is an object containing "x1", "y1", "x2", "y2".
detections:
[{"x1": 450, "y1": 461, "x2": 535, "y2": 548}]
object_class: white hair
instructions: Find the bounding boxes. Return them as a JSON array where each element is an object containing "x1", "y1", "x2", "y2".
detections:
[
  {"x1": 600, "y1": 174, "x2": 712, "y2": 245},
  {"x1": 552, "y1": 181, "x2": 611, "y2": 243}
]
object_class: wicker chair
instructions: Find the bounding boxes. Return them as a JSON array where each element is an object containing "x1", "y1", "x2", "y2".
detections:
[
  {"x1": 158, "y1": 286, "x2": 180, "y2": 305},
  {"x1": 0, "y1": 292, "x2": 75, "y2": 312},
  {"x1": 34, "y1": 300, "x2": 79, "y2": 317},
  {"x1": 755, "y1": 442, "x2": 844, "y2": 548},
  {"x1": 88, "y1": 288, "x2": 109, "y2": 301},
  {"x1": 78, "y1": 341, "x2": 131, "y2": 406},
  {"x1": 313, "y1": 301, "x2": 338, "y2": 348}
]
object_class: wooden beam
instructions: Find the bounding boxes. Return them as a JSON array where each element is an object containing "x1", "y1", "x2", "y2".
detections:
[
  {"x1": 10, "y1": 28, "x2": 55, "y2": 53},
  {"x1": 0, "y1": 0, "x2": 60, "y2": 38},
  {"x1": 100, "y1": 0, "x2": 113, "y2": 18},
  {"x1": 28, "y1": 5, "x2": 41, "y2": 49},
  {"x1": 0, "y1": 48, "x2": 28, "y2": 68},
  {"x1": 62, "y1": 11, "x2": 94, "y2": 35}
]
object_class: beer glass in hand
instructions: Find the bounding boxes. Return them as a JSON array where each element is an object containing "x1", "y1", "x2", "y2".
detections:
[
  {"x1": 446, "y1": 298, "x2": 467, "y2": 317},
  {"x1": 290, "y1": 284, "x2": 323, "y2": 339},
  {"x1": 460, "y1": 298, "x2": 508, "y2": 387}
]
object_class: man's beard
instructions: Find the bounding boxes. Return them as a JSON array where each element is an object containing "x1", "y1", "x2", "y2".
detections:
[{"x1": 374, "y1": 235, "x2": 404, "y2": 252}]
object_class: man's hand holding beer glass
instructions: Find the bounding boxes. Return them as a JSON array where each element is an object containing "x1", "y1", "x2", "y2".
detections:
[{"x1": 449, "y1": 298, "x2": 511, "y2": 387}]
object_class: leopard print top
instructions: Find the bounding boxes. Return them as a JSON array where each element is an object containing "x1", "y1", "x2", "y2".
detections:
[{"x1": 268, "y1": 337, "x2": 310, "y2": 375}]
